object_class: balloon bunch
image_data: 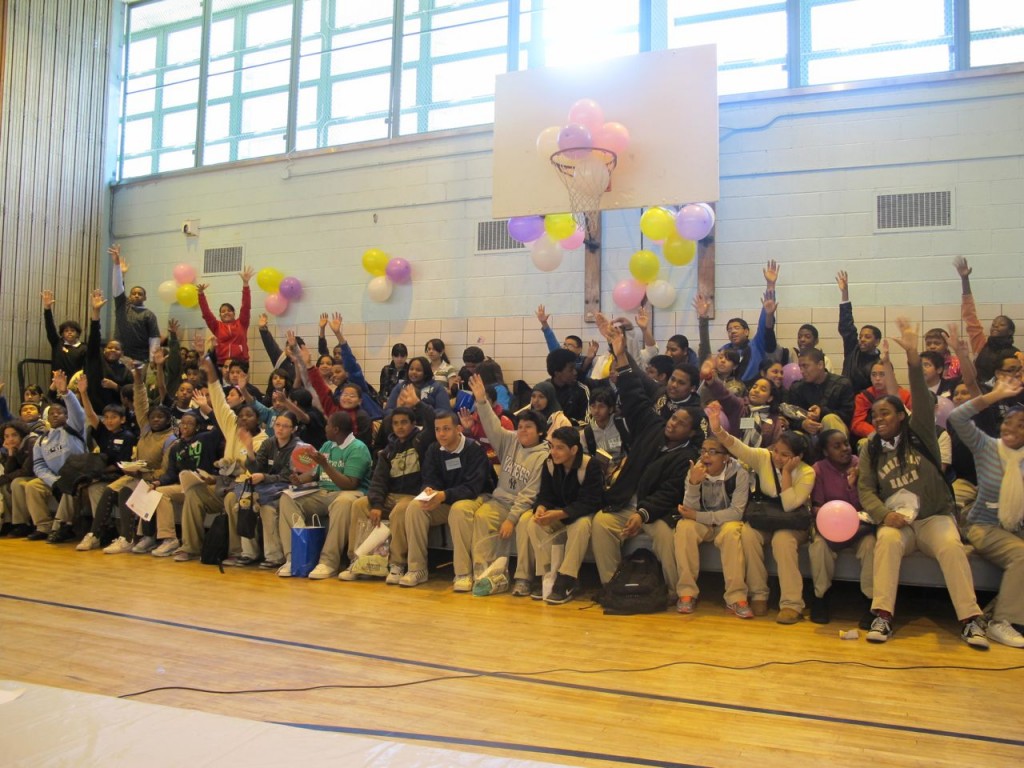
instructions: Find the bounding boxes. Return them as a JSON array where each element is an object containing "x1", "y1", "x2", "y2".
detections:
[
  {"x1": 256, "y1": 268, "x2": 304, "y2": 317},
  {"x1": 362, "y1": 248, "x2": 412, "y2": 303},
  {"x1": 157, "y1": 263, "x2": 199, "y2": 308},
  {"x1": 612, "y1": 203, "x2": 717, "y2": 311},
  {"x1": 506, "y1": 213, "x2": 585, "y2": 272},
  {"x1": 535, "y1": 98, "x2": 630, "y2": 161}
]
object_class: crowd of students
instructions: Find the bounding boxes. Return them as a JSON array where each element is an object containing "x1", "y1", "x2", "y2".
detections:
[{"x1": 2, "y1": 251, "x2": 1023, "y2": 651}]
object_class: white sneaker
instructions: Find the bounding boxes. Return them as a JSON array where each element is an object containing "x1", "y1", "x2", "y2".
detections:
[
  {"x1": 338, "y1": 568, "x2": 357, "y2": 581},
  {"x1": 308, "y1": 564, "x2": 337, "y2": 580},
  {"x1": 986, "y1": 619, "x2": 1024, "y2": 648},
  {"x1": 398, "y1": 569, "x2": 428, "y2": 587},
  {"x1": 151, "y1": 537, "x2": 180, "y2": 557},
  {"x1": 103, "y1": 536, "x2": 133, "y2": 555},
  {"x1": 76, "y1": 532, "x2": 100, "y2": 551},
  {"x1": 131, "y1": 535, "x2": 157, "y2": 554},
  {"x1": 385, "y1": 564, "x2": 406, "y2": 585},
  {"x1": 277, "y1": 559, "x2": 292, "y2": 578},
  {"x1": 453, "y1": 574, "x2": 473, "y2": 592}
]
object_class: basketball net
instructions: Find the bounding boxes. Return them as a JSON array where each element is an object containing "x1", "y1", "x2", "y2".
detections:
[{"x1": 550, "y1": 148, "x2": 617, "y2": 244}]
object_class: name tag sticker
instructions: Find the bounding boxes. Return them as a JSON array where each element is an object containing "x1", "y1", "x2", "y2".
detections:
[
  {"x1": 445, "y1": 457, "x2": 462, "y2": 471},
  {"x1": 739, "y1": 417, "x2": 755, "y2": 429}
]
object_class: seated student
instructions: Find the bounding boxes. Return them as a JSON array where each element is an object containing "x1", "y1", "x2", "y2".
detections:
[
  {"x1": 41, "y1": 290, "x2": 87, "y2": 380},
  {"x1": 787, "y1": 348, "x2": 855, "y2": 437},
  {"x1": 664, "y1": 334, "x2": 699, "y2": 368},
  {"x1": 174, "y1": 357, "x2": 266, "y2": 563},
  {"x1": 260, "y1": 367, "x2": 292, "y2": 408},
  {"x1": 535, "y1": 304, "x2": 594, "y2": 374},
  {"x1": 0, "y1": 421, "x2": 39, "y2": 537},
  {"x1": 108, "y1": 244, "x2": 160, "y2": 363},
  {"x1": 924, "y1": 327, "x2": 961, "y2": 381},
  {"x1": 13, "y1": 371, "x2": 87, "y2": 540},
  {"x1": 955, "y1": 256, "x2": 1019, "y2": 383},
  {"x1": 770, "y1": 323, "x2": 833, "y2": 372},
  {"x1": 304, "y1": 347, "x2": 373, "y2": 448},
  {"x1": 462, "y1": 384, "x2": 513, "y2": 465},
  {"x1": 545, "y1": 348, "x2": 590, "y2": 424},
  {"x1": 279, "y1": 411, "x2": 372, "y2": 578},
  {"x1": 1, "y1": 385, "x2": 49, "y2": 435},
  {"x1": 225, "y1": 361, "x2": 264, "y2": 402},
  {"x1": 388, "y1": 410, "x2": 492, "y2": 589},
  {"x1": 807, "y1": 429, "x2": 875, "y2": 625},
  {"x1": 851, "y1": 358, "x2": 911, "y2": 442},
  {"x1": 714, "y1": 348, "x2": 747, "y2": 399},
  {"x1": 78, "y1": 366, "x2": 175, "y2": 554},
  {"x1": 836, "y1": 270, "x2": 882, "y2": 394},
  {"x1": 591, "y1": 319, "x2": 701, "y2": 601},
  {"x1": 858, "y1": 319, "x2": 988, "y2": 648},
  {"x1": 318, "y1": 314, "x2": 384, "y2": 419},
  {"x1": 83, "y1": 290, "x2": 132, "y2": 412},
  {"x1": 456, "y1": 346, "x2": 486, "y2": 390},
  {"x1": 526, "y1": 426, "x2": 605, "y2": 604},
  {"x1": 196, "y1": 267, "x2": 254, "y2": 363},
  {"x1": 379, "y1": 343, "x2": 409, "y2": 405},
  {"x1": 477, "y1": 360, "x2": 511, "y2": 412},
  {"x1": 227, "y1": 410, "x2": 300, "y2": 570},
  {"x1": 65, "y1": 375, "x2": 139, "y2": 546},
  {"x1": 281, "y1": 388, "x2": 326, "y2": 450},
  {"x1": 673, "y1": 434, "x2": 752, "y2": 618},
  {"x1": 709, "y1": 404, "x2": 814, "y2": 624},
  {"x1": 513, "y1": 380, "x2": 572, "y2": 435},
  {"x1": 920, "y1": 351, "x2": 958, "y2": 399},
  {"x1": 581, "y1": 387, "x2": 627, "y2": 465},
  {"x1": 452, "y1": 374, "x2": 549, "y2": 596},
  {"x1": 947, "y1": 382, "x2": 979, "y2": 517},
  {"x1": 759, "y1": 358, "x2": 786, "y2": 393},
  {"x1": 948, "y1": 378, "x2": 1024, "y2": 648},
  {"x1": 645, "y1": 354, "x2": 674, "y2": 393},
  {"x1": 384, "y1": 356, "x2": 450, "y2": 414},
  {"x1": 341, "y1": 401, "x2": 436, "y2": 585},
  {"x1": 701, "y1": 364, "x2": 785, "y2": 450},
  {"x1": 424, "y1": 338, "x2": 460, "y2": 388},
  {"x1": 653, "y1": 363, "x2": 701, "y2": 420},
  {"x1": 971, "y1": 350, "x2": 1024, "y2": 438}
]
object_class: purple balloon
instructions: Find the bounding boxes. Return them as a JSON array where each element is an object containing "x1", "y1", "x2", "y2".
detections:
[
  {"x1": 507, "y1": 215, "x2": 545, "y2": 243},
  {"x1": 557, "y1": 123, "x2": 592, "y2": 158},
  {"x1": 676, "y1": 203, "x2": 715, "y2": 241},
  {"x1": 386, "y1": 257, "x2": 412, "y2": 284},
  {"x1": 935, "y1": 395, "x2": 954, "y2": 428},
  {"x1": 278, "y1": 276, "x2": 303, "y2": 301},
  {"x1": 781, "y1": 362, "x2": 802, "y2": 389},
  {"x1": 704, "y1": 408, "x2": 730, "y2": 434}
]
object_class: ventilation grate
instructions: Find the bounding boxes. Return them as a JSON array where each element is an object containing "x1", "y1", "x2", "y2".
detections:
[
  {"x1": 203, "y1": 246, "x2": 244, "y2": 274},
  {"x1": 876, "y1": 191, "x2": 952, "y2": 230},
  {"x1": 477, "y1": 220, "x2": 527, "y2": 252}
]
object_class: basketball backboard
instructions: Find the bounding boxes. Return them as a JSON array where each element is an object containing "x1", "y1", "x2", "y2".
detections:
[{"x1": 492, "y1": 45, "x2": 720, "y2": 219}]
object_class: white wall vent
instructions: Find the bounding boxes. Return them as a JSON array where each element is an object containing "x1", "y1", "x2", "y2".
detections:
[
  {"x1": 203, "y1": 246, "x2": 244, "y2": 274},
  {"x1": 876, "y1": 191, "x2": 952, "y2": 231},
  {"x1": 477, "y1": 220, "x2": 527, "y2": 253}
]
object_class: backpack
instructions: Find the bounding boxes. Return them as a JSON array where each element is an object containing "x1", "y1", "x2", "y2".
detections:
[
  {"x1": 544, "y1": 454, "x2": 590, "y2": 485},
  {"x1": 599, "y1": 547, "x2": 667, "y2": 615},
  {"x1": 201, "y1": 512, "x2": 229, "y2": 571}
]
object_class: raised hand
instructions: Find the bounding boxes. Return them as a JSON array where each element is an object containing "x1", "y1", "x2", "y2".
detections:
[
  {"x1": 258, "y1": 313, "x2": 268, "y2": 330},
  {"x1": 328, "y1": 312, "x2": 343, "y2": 336},
  {"x1": 285, "y1": 329, "x2": 298, "y2": 352},
  {"x1": 318, "y1": 312, "x2": 328, "y2": 331},
  {"x1": 191, "y1": 329, "x2": 205, "y2": 352},
  {"x1": 634, "y1": 305, "x2": 649, "y2": 330},
  {"x1": 152, "y1": 347, "x2": 167, "y2": 367},
  {"x1": 457, "y1": 407, "x2": 476, "y2": 431},
  {"x1": 91, "y1": 289, "x2": 107, "y2": 311},
  {"x1": 397, "y1": 383, "x2": 420, "y2": 408},
  {"x1": 879, "y1": 339, "x2": 890, "y2": 366},
  {"x1": 586, "y1": 339, "x2": 599, "y2": 357},
  {"x1": 192, "y1": 389, "x2": 209, "y2": 409},
  {"x1": 594, "y1": 311, "x2": 612, "y2": 340},
  {"x1": 240, "y1": 266, "x2": 255, "y2": 284},
  {"x1": 608, "y1": 324, "x2": 626, "y2": 361},
  {"x1": 992, "y1": 376, "x2": 1023, "y2": 400},
  {"x1": 705, "y1": 400, "x2": 723, "y2": 433},
  {"x1": 167, "y1": 317, "x2": 180, "y2": 337},
  {"x1": 952, "y1": 256, "x2": 971, "y2": 279},
  {"x1": 468, "y1": 373, "x2": 486, "y2": 402},
  {"x1": 75, "y1": 373, "x2": 89, "y2": 396},
  {"x1": 52, "y1": 370, "x2": 68, "y2": 395},
  {"x1": 41, "y1": 290, "x2": 55, "y2": 310},
  {"x1": 761, "y1": 292, "x2": 777, "y2": 316},
  {"x1": 763, "y1": 259, "x2": 780, "y2": 286},
  {"x1": 108, "y1": 244, "x2": 128, "y2": 274},
  {"x1": 692, "y1": 293, "x2": 711, "y2": 319},
  {"x1": 195, "y1": 283, "x2": 209, "y2": 294},
  {"x1": 536, "y1": 304, "x2": 550, "y2": 326},
  {"x1": 890, "y1": 317, "x2": 919, "y2": 355}
]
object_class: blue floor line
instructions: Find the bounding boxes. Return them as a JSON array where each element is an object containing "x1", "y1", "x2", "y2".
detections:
[{"x1": 3, "y1": 591, "x2": 1021, "y2": 751}]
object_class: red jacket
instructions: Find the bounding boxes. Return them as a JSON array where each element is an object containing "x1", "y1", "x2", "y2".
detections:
[
  {"x1": 199, "y1": 286, "x2": 251, "y2": 362},
  {"x1": 851, "y1": 386, "x2": 912, "y2": 439}
]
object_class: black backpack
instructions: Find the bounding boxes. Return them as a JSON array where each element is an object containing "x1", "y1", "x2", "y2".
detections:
[
  {"x1": 600, "y1": 548, "x2": 667, "y2": 615},
  {"x1": 201, "y1": 512, "x2": 229, "y2": 572}
]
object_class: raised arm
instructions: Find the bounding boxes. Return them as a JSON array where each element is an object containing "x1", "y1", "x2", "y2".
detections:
[
  {"x1": 953, "y1": 256, "x2": 986, "y2": 355},
  {"x1": 948, "y1": 323, "x2": 981, "y2": 397},
  {"x1": 693, "y1": 294, "x2": 712, "y2": 363},
  {"x1": 836, "y1": 271, "x2": 857, "y2": 354},
  {"x1": 237, "y1": 266, "x2": 254, "y2": 330},
  {"x1": 536, "y1": 304, "x2": 559, "y2": 352},
  {"x1": 75, "y1": 374, "x2": 99, "y2": 429}
]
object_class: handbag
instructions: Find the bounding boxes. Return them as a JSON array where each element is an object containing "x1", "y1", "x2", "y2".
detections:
[
  {"x1": 290, "y1": 514, "x2": 327, "y2": 578},
  {"x1": 235, "y1": 479, "x2": 260, "y2": 539},
  {"x1": 745, "y1": 468, "x2": 811, "y2": 532}
]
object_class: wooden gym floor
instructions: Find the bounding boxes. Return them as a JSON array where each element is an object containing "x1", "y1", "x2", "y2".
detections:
[{"x1": 1, "y1": 538, "x2": 1022, "y2": 767}]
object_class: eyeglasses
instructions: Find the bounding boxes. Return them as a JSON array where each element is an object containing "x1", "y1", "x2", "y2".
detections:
[
  {"x1": 997, "y1": 367, "x2": 1023, "y2": 376},
  {"x1": 700, "y1": 448, "x2": 726, "y2": 456}
]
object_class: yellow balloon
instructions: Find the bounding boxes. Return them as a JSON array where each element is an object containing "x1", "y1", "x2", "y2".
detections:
[
  {"x1": 663, "y1": 233, "x2": 696, "y2": 266},
  {"x1": 629, "y1": 249, "x2": 660, "y2": 284},
  {"x1": 176, "y1": 283, "x2": 199, "y2": 308},
  {"x1": 362, "y1": 248, "x2": 389, "y2": 277},
  {"x1": 640, "y1": 207, "x2": 675, "y2": 241},
  {"x1": 256, "y1": 267, "x2": 284, "y2": 293},
  {"x1": 544, "y1": 213, "x2": 577, "y2": 241}
]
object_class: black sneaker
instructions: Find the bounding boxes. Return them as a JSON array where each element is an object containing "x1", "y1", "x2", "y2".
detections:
[
  {"x1": 961, "y1": 617, "x2": 990, "y2": 650},
  {"x1": 530, "y1": 580, "x2": 544, "y2": 600},
  {"x1": 7, "y1": 523, "x2": 33, "y2": 538},
  {"x1": 858, "y1": 608, "x2": 876, "y2": 631},
  {"x1": 0, "y1": 522, "x2": 11, "y2": 537},
  {"x1": 545, "y1": 574, "x2": 576, "y2": 605},
  {"x1": 47, "y1": 525, "x2": 75, "y2": 544},
  {"x1": 866, "y1": 615, "x2": 893, "y2": 643},
  {"x1": 810, "y1": 593, "x2": 830, "y2": 624},
  {"x1": 26, "y1": 530, "x2": 49, "y2": 541}
]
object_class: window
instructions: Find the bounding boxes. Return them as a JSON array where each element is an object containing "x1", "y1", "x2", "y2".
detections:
[{"x1": 970, "y1": 1, "x2": 1024, "y2": 67}]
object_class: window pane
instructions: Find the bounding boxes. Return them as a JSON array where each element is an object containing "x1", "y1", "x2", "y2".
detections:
[
  {"x1": 127, "y1": 37, "x2": 156, "y2": 74},
  {"x1": 204, "y1": 143, "x2": 232, "y2": 164},
  {"x1": 123, "y1": 118, "x2": 153, "y2": 154},
  {"x1": 241, "y1": 92, "x2": 289, "y2": 133},
  {"x1": 166, "y1": 26, "x2": 203, "y2": 65},
  {"x1": 246, "y1": 5, "x2": 293, "y2": 46},
  {"x1": 533, "y1": 0, "x2": 638, "y2": 68},
  {"x1": 237, "y1": 135, "x2": 286, "y2": 159},
  {"x1": 163, "y1": 110, "x2": 198, "y2": 148},
  {"x1": 125, "y1": 76, "x2": 156, "y2": 115},
  {"x1": 808, "y1": 46, "x2": 951, "y2": 84},
  {"x1": 158, "y1": 149, "x2": 196, "y2": 172},
  {"x1": 163, "y1": 66, "x2": 200, "y2": 108},
  {"x1": 241, "y1": 46, "x2": 291, "y2": 92},
  {"x1": 429, "y1": 55, "x2": 505, "y2": 103},
  {"x1": 970, "y1": 0, "x2": 1024, "y2": 67},
  {"x1": 205, "y1": 103, "x2": 232, "y2": 142},
  {"x1": 210, "y1": 19, "x2": 236, "y2": 58},
  {"x1": 972, "y1": 36, "x2": 1024, "y2": 67}
]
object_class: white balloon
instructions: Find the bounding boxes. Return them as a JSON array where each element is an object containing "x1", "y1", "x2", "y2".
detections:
[
  {"x1": 536, "y1": 125, "x2": 561, "y2": 159},
  {"x1": 157, "y1": 279, "x2": 179, "y2": 304},
  {"x1": 645, "y1": 279, "x2": 677, "y2": 309},
  {"x1": 367, "y1": 276, "x2": 393, "y2": 303},
  {"x1": 574, "y1": 154, "x2": 611, "y2": 197},
  {"x1": 530, "y1": 236, "x2": 563, "y2": 272}
]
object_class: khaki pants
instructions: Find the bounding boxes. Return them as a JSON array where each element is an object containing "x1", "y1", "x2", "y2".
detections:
[
  {"x1": 591, "y1": 509, "x2": 677, "y2": 594},
  {"x1": 13, "y1": 478, "x2": 67, "y2": 532},
  {"x1": 311, "y1": 490, "x2": 364, "y2": 570},
  {"x1": 180, "y1": 483, "x2": 223, "y2": 555},
  {"x1": 449, "y1": 497, "x2": 534, "y2": 580},
  {"x1": 808, "y1": 530, "x2": 875, "y2": 599},
  {"x1": 392, "y1": 498, "x2": 474, "y2": 574},
  {"x1": 279, "y1": 490, "x2": 364, "y2": 561},
  {"x1": 674, "y1": 520, "x2": 746, "y2": 605},
  {"x1": 740, "y1": 526, "x2": 808, "y2": 612},
  {"x1": 147, "y1": 484, "x2": 181, "y2": 540},
  {"x1": 872, "y1": 515, "x2": 981, "y2": 620},
  {"x1": 967, "y1": 523, "x2": 1024, "y2": 624},
  {"x1": 527, "y1": 515, "x2": 593, "y2": 579},
  {"x1": 347, "y1": 494, "x2": 414, "y2": 561}
]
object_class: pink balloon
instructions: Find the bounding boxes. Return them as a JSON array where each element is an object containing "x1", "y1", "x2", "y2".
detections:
[
  {"x1": 567, "y1": 98, "x2": 605, "y2": 133},
  {"x1": 592, "y1": 121, "x2": 630, "y2": 156},
  {"x1": 278, "y1": 276, "x2": 303, "y2": 300},
  {"x1": 264, "y1": 293, "x2": 288, "y2": 316},
  {"x1": 816, "y1": 500, "x2": 860, "y2": 543},
  {"x1": 386, "y1": 257, "x2": 412, "y2": 284},
  {"x1": 173, "y1": 263, "x2": 196, "y2": 284},
  {"x1": 676, "y1": 203, "x2": 715, "y2": 241},
  {"x1": 935, "y1": 395, "x2": 954, "y2": 428},
  {"x1": 557, "y1": 123, "x2": 592, "y2": 158},
  {"x1": 782, "y1": 362, "x2": 802, "y2": 389},
  {"x1": 560, "y1": 228, "x2": 585, "y2": 250},
  {"x1": 612, "y1": 279, "x2": 646, "y2": 311}
]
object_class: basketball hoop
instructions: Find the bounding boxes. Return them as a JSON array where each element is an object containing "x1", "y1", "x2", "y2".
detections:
[{"x1": 550, "y1": 148, "x2": 617, "y2": 244}]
